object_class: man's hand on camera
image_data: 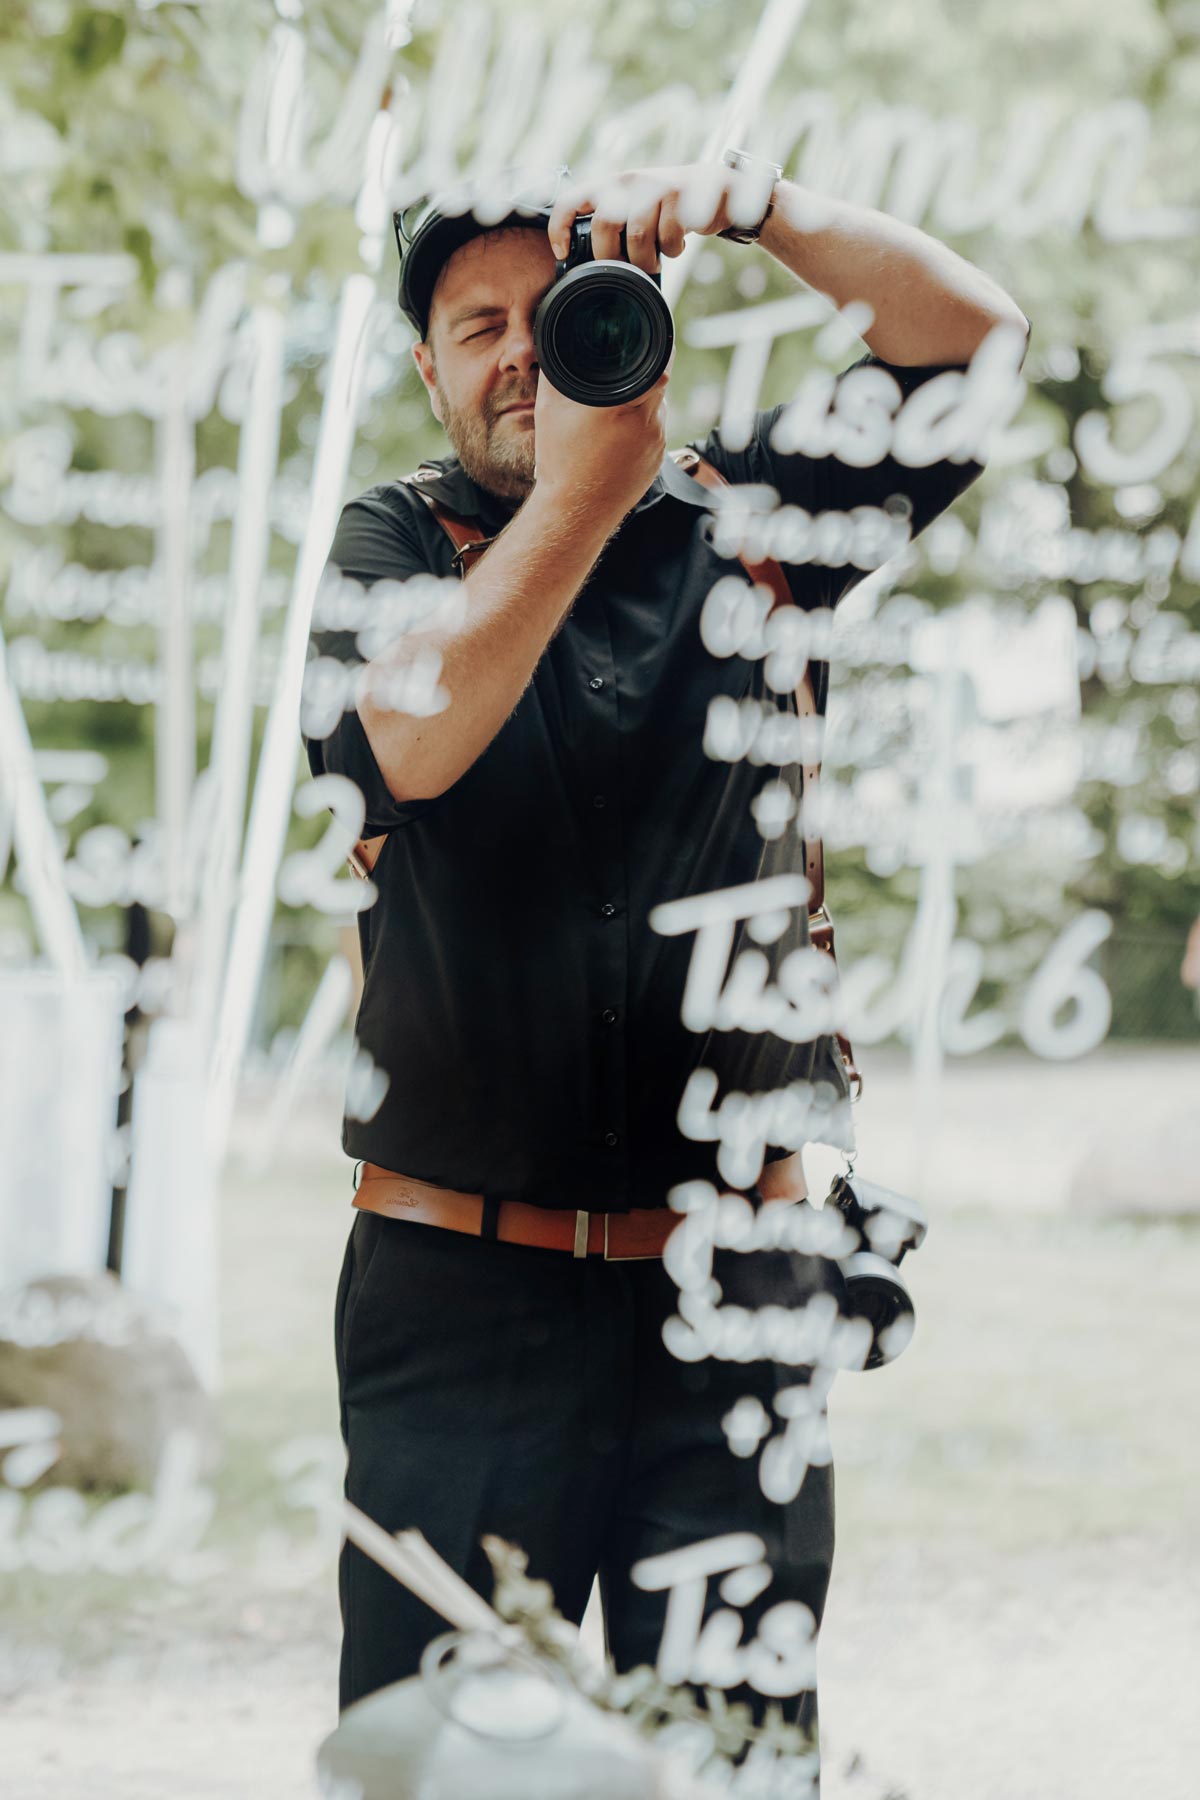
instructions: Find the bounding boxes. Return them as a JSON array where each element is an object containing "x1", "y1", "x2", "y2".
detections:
[
  {"x1": 532, "y1": 346, "x2": 675, "y2": 522},
  {"x1": 546, "y1": 163, "x2": 753, "y2": 271}
]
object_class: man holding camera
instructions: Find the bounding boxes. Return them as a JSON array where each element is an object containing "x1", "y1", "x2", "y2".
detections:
[{"x1": 304, "y1": 153, "x2": 1028, "y2": 1772}]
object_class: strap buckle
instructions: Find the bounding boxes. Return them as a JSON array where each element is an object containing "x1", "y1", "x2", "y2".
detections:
[
  {"x1": 451, "y1": 531, "x2": 501, "y2": 576},
  {"x1": 808, "y1": 902, "x2": 834, "y2": 955},
  {"x1": 807, "y1": 903, "x2": 864, "y2": 1101}
]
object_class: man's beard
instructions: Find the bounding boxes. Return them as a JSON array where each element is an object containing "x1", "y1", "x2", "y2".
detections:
[{"x1": 433, "y1": 374, "x2": 535, "y2": 504}]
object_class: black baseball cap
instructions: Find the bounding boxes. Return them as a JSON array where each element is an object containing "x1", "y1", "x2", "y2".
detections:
[{"x1": 394, "y1": 163, "x2": 573, "y2": 341}]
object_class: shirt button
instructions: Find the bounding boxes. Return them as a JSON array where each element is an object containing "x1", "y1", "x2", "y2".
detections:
[
  {"x1": 601, "y1": 1007, "x2": 619, "y2": 1025},
  {"x1": 589, "y1": 676, "x2": 605, "y2": 691},
  {"x1": 603, "y1": 1130, "x2": 620, "y2": 1148},
  {"x1": 592, "y1": 793, "x2": 607, "y2": 809},
  {"x1": 600, "y1": 901, "x2": 616, "y2": 917}
]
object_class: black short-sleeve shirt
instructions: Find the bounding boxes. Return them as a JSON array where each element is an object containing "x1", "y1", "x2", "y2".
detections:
[{"x1": 302, "y1": 352, "x2": 985, "y2": 1210}]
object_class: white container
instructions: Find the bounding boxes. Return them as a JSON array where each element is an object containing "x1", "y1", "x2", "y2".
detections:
[{"x1": 0, "y1": 967, "x2": 125, "y2": 1289}]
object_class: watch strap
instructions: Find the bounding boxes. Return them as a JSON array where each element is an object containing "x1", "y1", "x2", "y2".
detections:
[{"x1": 717, "y1": 147, "x2": 782, "y2": 244}]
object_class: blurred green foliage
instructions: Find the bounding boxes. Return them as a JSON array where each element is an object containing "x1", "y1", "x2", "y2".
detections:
[{"x1": 1, "y1": 0, "x2": 1198, "y2": 1044}]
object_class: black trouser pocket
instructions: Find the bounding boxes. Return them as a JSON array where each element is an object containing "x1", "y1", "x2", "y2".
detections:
[{"x1": 334, "y1": 1212, "x2": 388, "y2": 1441}]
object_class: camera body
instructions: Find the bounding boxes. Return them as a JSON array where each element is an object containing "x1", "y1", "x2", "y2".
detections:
[
  {"x1": 825, "y1": 1172, "x2": 929, "y2": 1371},
  {"x1": 533, "y1": 214, "x2": 674, "y2": 408}
]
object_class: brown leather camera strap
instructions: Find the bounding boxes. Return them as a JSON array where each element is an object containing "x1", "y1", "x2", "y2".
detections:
[
  {"x1": 671, "y1": 446, "x2": 824, "y2": 915},
  {"x1": 672, "y1": 449, "x2": 860, "y2": 1097},
  {"x1": 346, "y1": 455, "x2": 861, "y2": 1097}
]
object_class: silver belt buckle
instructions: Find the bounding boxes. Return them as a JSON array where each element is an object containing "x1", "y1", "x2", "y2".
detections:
[{"x1": 573, "y1": 1211, "x2": 656, "y2": 1260}]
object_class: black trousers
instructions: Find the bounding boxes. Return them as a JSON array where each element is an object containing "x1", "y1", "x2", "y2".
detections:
[{"x1": 334, "y1": 1192, "x2": 838, "y2": 1771}]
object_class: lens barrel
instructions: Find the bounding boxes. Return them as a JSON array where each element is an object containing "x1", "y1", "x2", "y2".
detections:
[{"x1": 534, "y1": 219, "x2": 674, "y2": 407}]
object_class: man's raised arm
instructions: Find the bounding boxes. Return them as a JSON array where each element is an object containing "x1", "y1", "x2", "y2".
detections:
[{"x1": 359, "y1": 364, "x2": 671, "y2": 805}]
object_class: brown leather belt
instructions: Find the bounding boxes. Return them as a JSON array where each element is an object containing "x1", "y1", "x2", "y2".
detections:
[{"x1": 352, "y1": 1162, "x2": 686, "y2": 1260}]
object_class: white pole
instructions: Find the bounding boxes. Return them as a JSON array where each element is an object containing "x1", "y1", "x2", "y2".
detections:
[
  {"x1": 121, "y1": 335, "x2": 218, "y2": 1387},
  {"x1": 0, "y1": 625, "x2": 87, "y2": 977},
  {"x1": 205, "y1": 271, "x2": 381, "y2": 1168},
  {"x1": 121, "y1": 1013, "x2": 220, "y2": 1390},
  {"x1": 154, "y1": 345, "x2": 196, "y2": 924},
  {"x1": 907, "y1": 641, "x2": 969, "y2": 1195},
  {"x1": 660, "y1": 0, "x2": 813, "y2": 314},
  {"x1": 204, "y1": 5, "x2": 398, "y2": 1170},
  {"x1": 188, "y1": 290, "x2": 288, "y2": 1041},
  {"x1": 242, "y1": 953, "x2": 355, "y2": 1175}
]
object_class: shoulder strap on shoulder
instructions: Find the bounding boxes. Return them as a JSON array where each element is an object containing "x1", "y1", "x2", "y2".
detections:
[
  {"x1": 347, "y1": 479, "x2": 502, "y2": 880},
  {"x1": 672, "y1": 446, "x2": 821, "y2": 898},
  {"x1": 401, "y1": 473, "x2": 501, "y2": 574}
]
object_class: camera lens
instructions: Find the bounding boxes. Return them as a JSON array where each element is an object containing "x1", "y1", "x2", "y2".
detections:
[
  {"x1": 536, "y1": 270, "x2": 672, "y2": 407},
  {"x1": 561, "y1": 288, "x2": 653, "y2": 380}
]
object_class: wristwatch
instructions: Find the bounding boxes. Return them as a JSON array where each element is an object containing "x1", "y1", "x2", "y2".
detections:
[{"x1": 716, "y1": 146, "x2": 783, "y2": 243}]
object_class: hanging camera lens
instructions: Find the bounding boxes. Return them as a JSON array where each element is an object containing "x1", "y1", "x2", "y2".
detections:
[
  {"x1": 533, "y1": 215, "x2": 674, "y2": 408},
  {"x1": 826, "y1": 1172, "x2": 929, "y2": 1371}
]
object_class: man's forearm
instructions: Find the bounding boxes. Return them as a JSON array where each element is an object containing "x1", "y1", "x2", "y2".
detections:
[
  {"x1": 358, "y1": 485, "x2": 620, "y2": 804},
  {"x1": 755, "y1": 177, "x2": 1030, "y2": 366}
]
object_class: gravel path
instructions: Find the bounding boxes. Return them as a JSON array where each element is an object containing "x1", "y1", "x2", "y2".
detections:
[{"x1": 4, "y1": 1540, "x2": 1196, "y2": 1799}]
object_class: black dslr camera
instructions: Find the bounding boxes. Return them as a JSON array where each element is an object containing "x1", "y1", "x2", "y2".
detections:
[
  {"x1": 825, "y1": 1172, "x2": 929, "y2": 1370},
  {"x1": 532, "y1": 214, "x2": 674, "y2": 407},
  {"x1": 395, "y1": 166, "x2": 674, "y2": 411}
]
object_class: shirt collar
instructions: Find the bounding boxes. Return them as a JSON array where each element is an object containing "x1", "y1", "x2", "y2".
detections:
[{"x1": 403, "y1": 442, "x2": 717, "y2": 529}]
